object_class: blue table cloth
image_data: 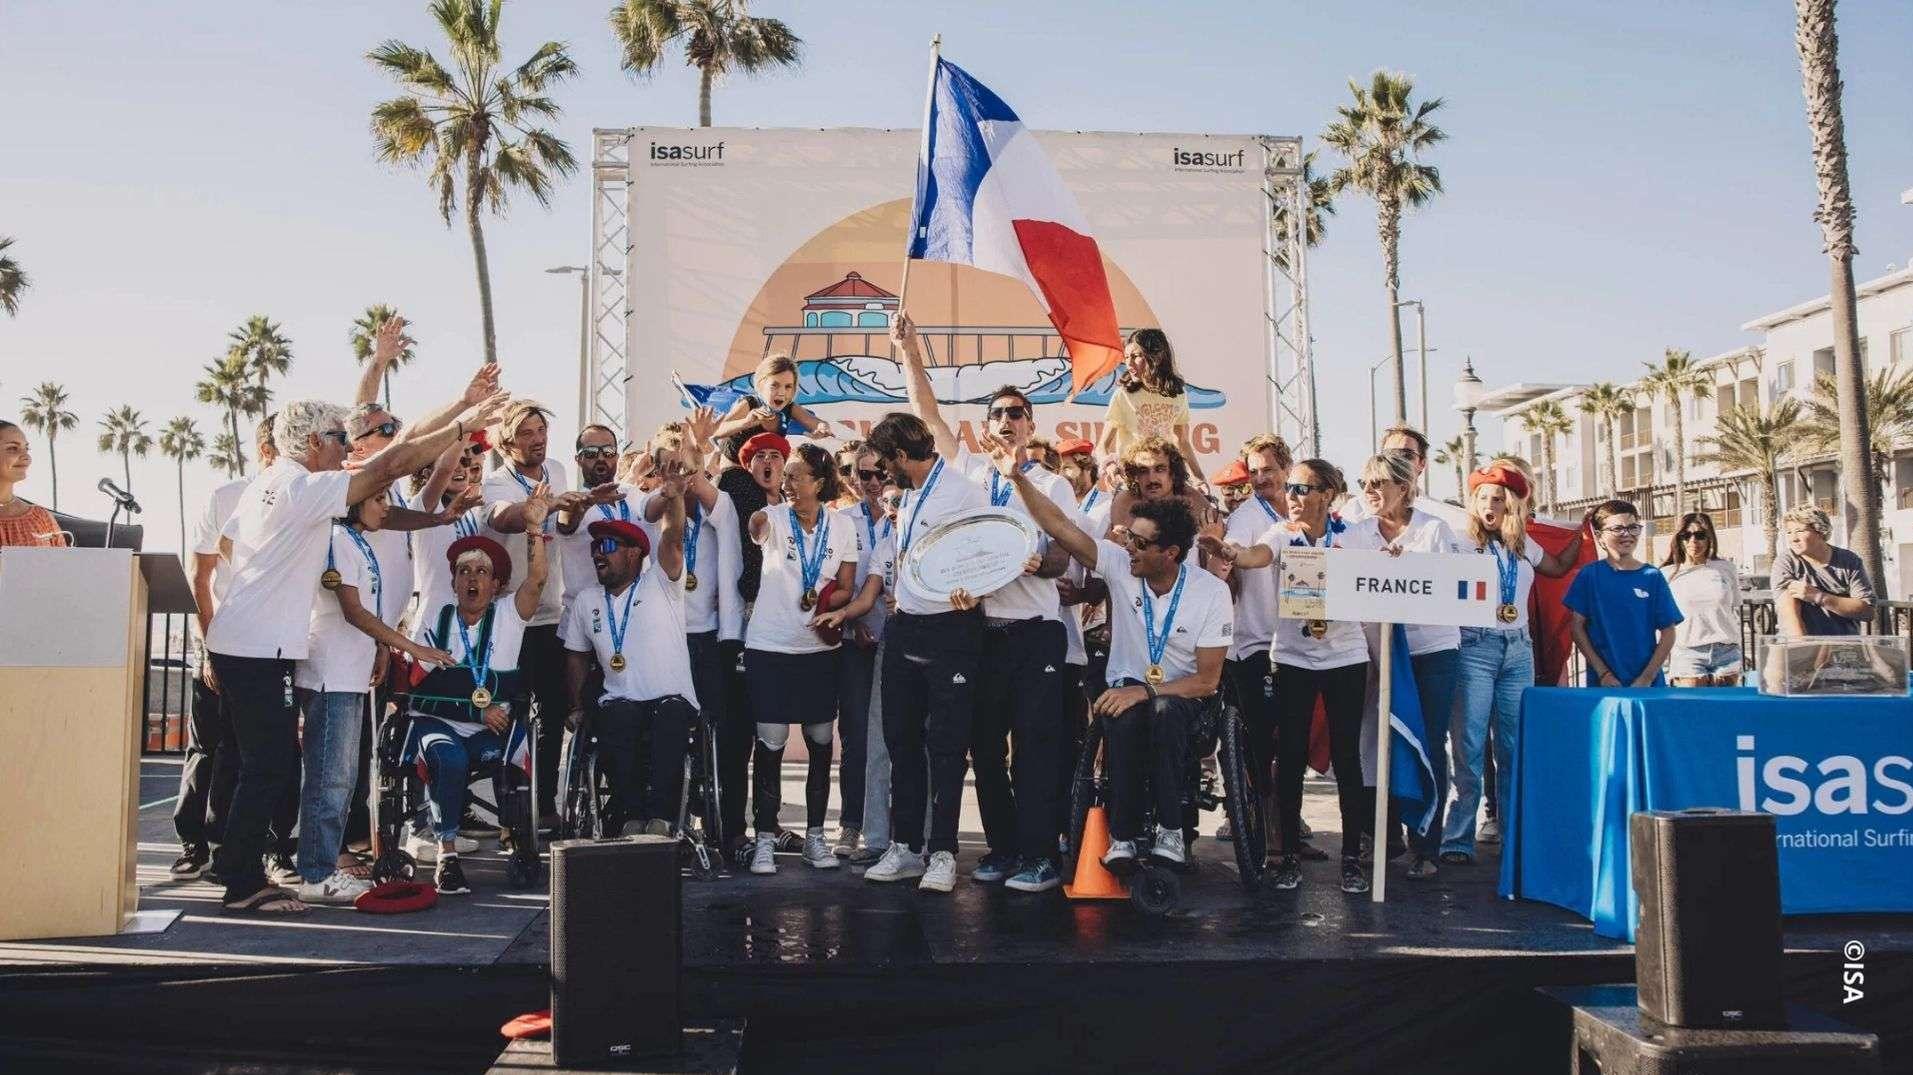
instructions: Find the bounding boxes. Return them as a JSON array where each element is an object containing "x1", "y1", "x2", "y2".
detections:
[{"x1": 1499, "y1": 687, "x2": 1913, "y2": 940}]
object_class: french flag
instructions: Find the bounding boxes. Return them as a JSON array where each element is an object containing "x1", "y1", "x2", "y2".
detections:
[{"x1": 907, "y1": 57, "x2": 1124, "y2": 395}]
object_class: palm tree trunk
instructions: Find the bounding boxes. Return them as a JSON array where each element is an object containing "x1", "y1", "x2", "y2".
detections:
[
  {"x1": 176, "y1": 457, "x2": 186, "y2": 554},
  {"x1": 1605, "y1": 417, "x2": 1621, "y2": 499},
  {"x1": 465, "y1": 146, "x2": 499, "y2": 367},
  {"x1": 122, "y1": 449, "x2": 131, "y2": 494},
  {"x1": 227, "y1": 407, "x2": 241, "y2": 470},
  {"x1": 1762, "y1": 472, "x2": 1780, "y2": 566},
  {"x1": 384, "y1": 369, "x2": 393, "y2": 412},
  {"x1": 1544, "y1": 440, "x2": 1558, "y2": 512},
  {"x1": 1379, "y1": 197, "x2": 1406, "y2": 423},
  {"x1": 698, "y1": 67, "x2": 714, "y2": 127},
  {"x1": 1452, "y1": 459, "x2": 1464, "y2": 501},
  {"x1": 47, "y1": 436, "x2": 59, "y2": 511},
  {"x1": 1672, "y1": 407, "x2": 1687, "y2": 516}
]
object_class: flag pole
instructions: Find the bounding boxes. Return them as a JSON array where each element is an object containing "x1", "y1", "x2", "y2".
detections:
[
  {"x1": 1372, "y1": 622, "x2": 1394, "y2": 903},
  {"x1": 897, "y1": 33, "x2": 942, "y2": 313}
]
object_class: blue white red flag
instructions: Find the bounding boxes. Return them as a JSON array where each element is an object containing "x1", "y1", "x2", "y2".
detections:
[
  {"x1": 1387, "y1": 624, "x2": 1440, "y2": 837},
  {"x1": 907, "y1": 57, "x2": 1123, "y2": 396},
  {"x1": 504, "y1": 718, "x2": 533, "y2": 780}
]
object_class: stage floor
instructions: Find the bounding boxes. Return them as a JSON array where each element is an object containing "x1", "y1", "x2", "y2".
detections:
[{"x1": 0, "y1": 759, "x2": 1906, "y2": 1074}]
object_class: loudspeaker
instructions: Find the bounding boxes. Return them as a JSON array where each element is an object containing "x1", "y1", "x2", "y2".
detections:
[
  {"x1": 550, "y1": 835, "x2": 681, "y2": 1067},
  {"x1": 1630, "y1": 809, "x2": 1783, "y2": 1029}
]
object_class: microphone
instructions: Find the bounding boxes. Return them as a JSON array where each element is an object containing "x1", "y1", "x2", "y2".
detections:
[{"x1": 98, "y1": 477, "x2": 143, "y2": 514}]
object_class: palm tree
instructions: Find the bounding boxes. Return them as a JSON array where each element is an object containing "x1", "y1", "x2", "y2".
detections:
[
  {"x1": 194, "y1": 354, "x2": 261, "y2": 471},
  {"x1": 1522, "y1": 400, "x2": 1574, "y2": 512},
  {"x1": 1272, "y1": 149, "x2": 1335, "y2": 272},
  {"x1": 369, "y1": 0, "x2": 580, "y2": 367},
  {"x1": 1431, "y1": 434, "x2": 1465, "y2": 501},
  {"x1": 96, "y1": 406, "x2": 153, "y2": 493},
  {"x1": 207, "y1": 432, "x2": 247, "y2": 480},
  {"x1": 1794, "y1": 0, "x2": 1883, "y2": 606},
  {"x1": 1577, "y1": 382, "x2": 1636, "y2": 498},
  {"x1": 158, "y1": 417, "x2": 206, "y2": 554},
  {"x1": 228, "y1": 315, "x2": 293, "y2": 405},
  {"x1": 1322, "y1": 70, "x2": 1445, "y2": 424},
  {"x1": 18, "y1": 382, "x2": 78, "y2": 509},
  {"x1": 1799, "y1": 366, "x2": 1913, "y2": 527},
  {"x1": 1640, "y1": 348, "x2": 1711, "y2": 516},
  {"x1": 1697, "y1": 398, "x2": 1805, "y2": 566},
  {"x1": 610, "y1": 0, "x2": 803, "y2": 127},
  {"x1": 350, "y1": 304, "x2": 415, "y2": 409},
  {"x1": 0, "y1": 236, "x2": 27, "y2": 317}
]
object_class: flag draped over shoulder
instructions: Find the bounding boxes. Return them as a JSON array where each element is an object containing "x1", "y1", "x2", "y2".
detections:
[
  {"x1": 1386, "y1": 624, "x2": 1440, "y2": 837},
  {"x1": 907, "y1": 57, "x2": 1124, "y2": 396},
  {"x1": 1526, "y1": 516, "x2": 1596, "y2": 685}
]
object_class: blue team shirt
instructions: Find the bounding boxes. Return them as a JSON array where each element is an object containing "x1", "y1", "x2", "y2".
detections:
[{"x1": 1562, "y1": 560, "x2": 1684, "y2": 686}]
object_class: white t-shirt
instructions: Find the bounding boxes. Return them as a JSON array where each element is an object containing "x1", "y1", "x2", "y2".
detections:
[
  {"x1": 1461, "y1": 533, "x2": 1546, "y2": 632},
  {"x1": 891, "y1": 456, "x2": 990, "y2": 616},
  {"x1": 483, "y1": 462, "x2": 571, "y2": 627},
  {"x1": 1340, "y1": 509, "x2": 1467, "y2": 656},
  {"x1": 191, "y1": 478, "x2": 248, "y2": 606},
  {"x1": 295, "y1": 524, "x2": 391, "y2": 692},
  {"x1": 745, "y1": 504, "x2": 856, "y2": 654},
  {"x1": 411, "y1": 494, "x2": 493, "y2": 627},
  {"x1": 1062, "y1": 494, "x2": 1116, "y2": 665},
  {"x1": 555, "y1": 485, "x2": 658, "y2": 616},
  {"x1": 839, "y1": 501, "x2": 895, "y2": 640},
  {"x1": 1093, "y1": 540, "x2": 1233, "y2": 686},
  {"x1": 561, "y1": 566, "x2": 699, "y2": 706},
  {"x1": 367, "y1": 484, "x2": 415, "y2": 624},
  {"x1": 1261, "y1": 520, "x2": 1369, "y2": 671},
  {"x1": 1223, "y1": 495, "x2": 1284, "y2": 659},
  {"x1": 953, "y1": 450, "x2": 1076, "y2": 623},
  {"x1": 681, "y1": 492, "x2": 742, "y2": 637},
  {"x1": 205, "y1": 459, "x2": 353, "y2": 660},
  {"x1": 1667, "y1": 559, "x2": 1740, "y2": 649},
  {"x1": 412, "y1": 597, "x2": 530, "y2": 736}
]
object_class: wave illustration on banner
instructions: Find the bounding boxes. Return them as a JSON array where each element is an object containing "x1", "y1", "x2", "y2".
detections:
[{"x1": 680, "y1": 263, "x2": 1225, "y2": 413}]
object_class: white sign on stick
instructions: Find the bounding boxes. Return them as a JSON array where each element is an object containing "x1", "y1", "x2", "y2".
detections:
[{"x1": 1318, "y1": 549, "x2": 1501, "y2": 628}]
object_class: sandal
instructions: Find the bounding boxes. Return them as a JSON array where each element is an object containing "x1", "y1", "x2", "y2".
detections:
[
  {"x1": 1438, "y1": 850, "x2": 1472, "y2": 866},
  {"x1": 335, "y1": 857, "x2": 373, "y2": 881},
  {"x1": 223, "y1": 886, "x2": 309, "y2": 916},
  {"x1": 1405, "y1": 856, "x2": 1438, "y2": 880}
]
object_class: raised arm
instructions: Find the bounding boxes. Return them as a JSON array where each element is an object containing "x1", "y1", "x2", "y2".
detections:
[
  {"x1": 336, "y1": 583, "x2": 455, "y2": 668},
  {"x1": 654, "y1": 455, "x2": 689, "y2": 581},
  {"x1": 983, "y1": 433, "x2": 1097, "y2": 569},
  {"x1": 347, "y1": 390, "x2": 511, "y2": 506},
  {"x1": 1200, "y1": 522, "x2": 1275, "y2": 569},
  {"x1": 891, "y1": 312, "x2": 959, "y2": 460},
  {"x1": 513, "y1": 496, "x2": 551, "y2": 621},
  {"x1": 354, "y1": 318, "x2": 409, "y2": 407}
]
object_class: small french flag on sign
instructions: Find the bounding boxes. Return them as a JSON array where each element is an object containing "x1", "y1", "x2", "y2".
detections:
[{"x1": 1456, "y1": 580, "x2": 1488, "y2": 602}]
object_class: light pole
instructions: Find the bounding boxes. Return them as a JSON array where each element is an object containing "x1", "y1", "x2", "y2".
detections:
[
  {"x1": 1368, "y1": 354, "x2": 1393, "y2": 449},
  {"x1": 1395, "y1": 299, "x2": 1428, "y2": 431},
  {"x1": 1453, "y1": 356, "x2": 1488, "y2": 481},
  {"x1": 547, "y1": 266, "x2": 590, "y2": 433}
]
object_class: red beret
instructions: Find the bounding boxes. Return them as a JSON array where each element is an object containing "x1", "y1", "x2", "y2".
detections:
[
  {"x1": 447, "y1": 534, "x2": 512, "y2": 587},
  {"x1": 587, "y1": 518, "x2": 651, "y2": 557},
  {"x1": 468, "y1": 428, "x2": 492, "y2": 451},
  {"x1": 354, "y1": 880, "x2": 439, "y2": 915},
  {"x1": 1212, "y1": 459, "x2": 1251, "y2": 487},
  {"x1": 1467, "y1": 464, "x2": 1530, "y2": 501},
  {"x1": 1056, "y1": 438, "x2": 1095, "y2": 457},
  {"x1": 740, "y1": 432, "x2": 791, "y2": 467}
]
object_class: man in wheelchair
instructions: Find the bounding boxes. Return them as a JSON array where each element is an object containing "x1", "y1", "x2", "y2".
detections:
[
  {"x1": 983, "y1": 436, "x2": 1233, "y2": 870},
  {"x1": 559, "y1": 462, "x2": 698, "y2": 838},
  {"x1": 401, "y1": 506, "x2": 550, "y2": 895}
]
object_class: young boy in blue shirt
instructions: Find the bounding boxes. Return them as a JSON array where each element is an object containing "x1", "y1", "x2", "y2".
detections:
[{"x1": 1564, "y1": 500, "x2": 1683, "y2": 687}]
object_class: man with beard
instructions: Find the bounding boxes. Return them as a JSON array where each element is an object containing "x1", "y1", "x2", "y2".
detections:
[
  {"x1": 555, "y1": 423, "x2": 659, "y2": 616},
  {"x1": 892, "y1": 312, "x2": 1073, "y2": 893}
]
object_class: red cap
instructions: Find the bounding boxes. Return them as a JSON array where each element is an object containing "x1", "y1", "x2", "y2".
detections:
[
  {"x1": 1212, "y1": 459, "x2": 1251, "y2": 487},
  {"x1": 587, "y1": 518, "x2": 651, "y2": 557},
  {"x1": 446, "y1": 535, "x2": 512, "y2": 587},
  {"x1": 740, "y1": 432, "x2": 791, "y2": 467},
  {"x1": 1056, "y1": 438, "x2": 1095, "y2": 458},
  {"x1": 468, "y1": 428, "x2": 492, "y2": 451},
  {"x1": 1467, "y1": 464, "x2": 1530, "y2": 501}
]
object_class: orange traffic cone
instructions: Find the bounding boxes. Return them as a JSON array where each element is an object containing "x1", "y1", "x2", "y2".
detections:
[{"x1": 1064, "y1": 805, "x2": 1128, "y2": 900}]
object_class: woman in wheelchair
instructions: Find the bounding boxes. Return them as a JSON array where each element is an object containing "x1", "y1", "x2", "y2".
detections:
[
  {"x1": 559, "y1": 467, "x2": 698, "y2": 838},
  {"x1": 982, "y1": 435, "x2": 1234, "y2": 869},
  {"x1": 401, "y1": 502, "x2": 550, "y2": 896}
]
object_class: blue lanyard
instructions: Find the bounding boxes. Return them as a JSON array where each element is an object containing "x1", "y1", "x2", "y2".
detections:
[
  {"x1": 595, "y1": 496, "x2": 630, "y2": 523},
  {"x1": 603, "y1": 580, "x2": 638, "y2": 660},
  {"x1": 341, "y1": 526, "x2": 381, "y2": 615},
  {"x1": 1254, "y1": 495, "x2": 1278, "y2": 523},
  {"x1": 452, "y1": 608, "x2": 493, "y2": 692},
  {"x1": 860, "y1": 502, "x2": 891, "y2": 552},
  {"x1": 508, "y1": 465, "x2": 553, "y2": 533},
  {"x1": 898, "y1": 457, "x2": 945, "y2": 556},
  {"x1": 1488, "y1": 538, "x2": 1520, "y2": 606},
  {"x1": 683, "y1": 501, "x2": 703, "y2": 574},
  {"x1": 790, "y1": 506, "x2": 829, "y2": 596},
  {"x1": 989, "y1": 461, "x2": 1038, "y2": 507},
  {"x1": 1081, "y1": 487, "x2": 1102, "y2": 515},
  {"x1": 1141, "y1": 563, "x2": 1189, "y2": 669},
  {"x1": 453, "y1": 506, "x2": 482, "y2": 539}
]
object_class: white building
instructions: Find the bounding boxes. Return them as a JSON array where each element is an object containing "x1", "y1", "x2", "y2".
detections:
[{"x1": 1484, "y1": 266, "x2": 1913, "y2": 596}]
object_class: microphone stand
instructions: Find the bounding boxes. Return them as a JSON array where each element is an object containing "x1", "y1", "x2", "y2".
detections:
[{"x1": 106, "y1": 501, "x2": 123, "y2": 550}]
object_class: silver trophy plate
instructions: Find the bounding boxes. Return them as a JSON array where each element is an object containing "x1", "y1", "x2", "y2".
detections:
[{"x1": 905, "y1": 507, "x2": 1039, "y2": 601}]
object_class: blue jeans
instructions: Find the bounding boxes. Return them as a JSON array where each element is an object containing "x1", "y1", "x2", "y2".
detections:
[
  {"x1": 405, "y1": 717, "x2": 506, "y2": 842},
  {"x1": 295, "y1": 690, "x2": 366, "y2": 883},
  {"x1": 861, "y1": 639, "x2": 893, "y2": 851},
  {"x1": 1406, "y1": 648, "x2": 1458, "y2": 857},
  {"x1": 1442, "y1": 626, "x2": 1531, "y2": 857}
]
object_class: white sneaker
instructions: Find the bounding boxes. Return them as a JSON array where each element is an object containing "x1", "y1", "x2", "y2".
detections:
[
  {"x1": 1101, "y1": 839, "x2": 1138, "y2": 869},
  {"x1": 1152, "y1": 825, "x2": 1186, "y2": 865},
  {"x1": 863, "y1": 843, "x2": 926, "y2": 883},
  {"x1": 749, "y1": 833, "x2": 778, "y2": 875},
  {"x1": 1478, "y1": 816, "x2": 1502, "y2": 844},
  {"x1": 293, "y1": 870, "x2": 372, "y2": 905},
  {"x1": 832, "y1": 828, "x2": 861, "y2": 858},
  {"x1": 803, "y1": 832, "x2": 840, "y2": 869},
  {"x1": 918, "y1": 850, "x2": 957, "y2": 893}
]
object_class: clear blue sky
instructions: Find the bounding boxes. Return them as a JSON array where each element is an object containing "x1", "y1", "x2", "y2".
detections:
[{"x1": 5, "y1": 0, "x2": 1912, "y2": 551}]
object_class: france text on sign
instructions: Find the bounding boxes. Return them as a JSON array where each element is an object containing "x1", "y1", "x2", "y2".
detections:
[{"x1": 1318, "y1": 548, "x2": 1502, "y2": 628}]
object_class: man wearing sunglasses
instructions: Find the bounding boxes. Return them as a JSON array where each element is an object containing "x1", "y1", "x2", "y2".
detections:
[{"x1": 892, "y1": 310, "x2": 1077, "y2": 893}]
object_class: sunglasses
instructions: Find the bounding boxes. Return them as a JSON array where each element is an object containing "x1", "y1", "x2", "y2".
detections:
[
  {"x1": 577, "y1": 446, "x2": 618, "y2": 461},
  {"x1": 1602, "y1": 524, "x2": 1644, "y2": 536},
  {"x1": 856, "y1": 468, "x2": 886, "y2": 482},
  {"x1": 1123, "y1": 530, "x2": 1163, "y2": 551},
  {"x1": 1386, "y1": 447, "x2": 1423, "y2": 462},
  {"x1": 987, "y1": 405, "x2": 1030, "y2": 422},
  {"x1": 1284, "y1": 482, "x2": 1325, "y2": 497},
  {"x1": 354, "y1": 420, "x2": 399, "y2": 442},
  {"x1": 1358, "y1": 479, "x2": 1398, "y2": 492},
  {"x1": 590, "y1": 537, "x2": 640, "y2": 556},
  {"x1": 1680, "y1": 530, "x2": 1710, "y2": 540},
  {"x1": 321, "y1": 430, "x2": 350, "y2": 447}
]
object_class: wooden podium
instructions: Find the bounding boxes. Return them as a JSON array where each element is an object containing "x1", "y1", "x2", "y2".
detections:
[{"x1": 0, "y1": 547, "x2": 194, "y2": 940}]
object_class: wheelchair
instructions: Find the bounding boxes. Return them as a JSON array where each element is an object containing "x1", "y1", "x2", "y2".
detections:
[
  {"x1": 368, "y1": 680, "x2": 542, "y2": 889},
  {"x1": 1063, "y1": 684, "x2": 1266, "y2": 915},
  {"x1": 556, "y1": 697, "x2": 727, "y2": 881}
]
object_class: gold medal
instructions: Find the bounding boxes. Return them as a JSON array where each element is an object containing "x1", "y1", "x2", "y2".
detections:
[
  {"x1": 684, "y1": 571, "x2": 698, "y2": 593},
  {"x1": 1305, "y1": 619, "x2": 1329, "y2": 640},
  {"x1": 1497, "y1": 603, "x2": 1519, "y2": 625},
  {"x1": 1145, "y1": 664, "x2": 1165, "y2": 686},
  {"x1": 801, "y1": 588, "x2": 818, "y2": 611},
  {"x1": 609, "y1": 652, "x2": 627, "y2": 672},
  {"x1": 320, "y1": 569, "x2": 343, "y2": 591},
  {"x1": 470, "y1": 686, "x2": 493, "y2": 709}
]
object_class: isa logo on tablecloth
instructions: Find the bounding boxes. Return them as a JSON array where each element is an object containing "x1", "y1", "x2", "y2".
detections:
[{"x1": 1736, "y1": 735, "x2": 1913, "y2": 834}]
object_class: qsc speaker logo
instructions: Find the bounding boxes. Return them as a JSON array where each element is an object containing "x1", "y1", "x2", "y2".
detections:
[
  {"x1": 648, "y1": 140, "x2": 726, "y2": 167},
  {"x1": 1172, "y1": 146, "x2": 1247, "y2": 173}
]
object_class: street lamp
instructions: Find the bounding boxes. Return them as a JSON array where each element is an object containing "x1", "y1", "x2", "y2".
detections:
[
  {"x1": 1395, "y1": 299, "x2": 1428, "y2": 431},
  {"x1": 1452, "y1": 355, "x2": 1489, "y2": 479},
  {"x1": 547, "y1": 266, "x2": 590, "y2": 433},
  {"x1": 1368, "y1": 354, "x2": 1393, "y2": 449}
]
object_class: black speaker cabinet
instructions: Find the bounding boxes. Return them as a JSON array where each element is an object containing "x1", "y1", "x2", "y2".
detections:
[
  {"x1": 1630, "y1": 809, "x2": 1783, "y2": 1029},
  {"x1": 550, "y1": 835, "x2": 681, "y2": 1068},
  {"x1": 1554, "y1": 985, "x2": 1881, "y2": 1075}
]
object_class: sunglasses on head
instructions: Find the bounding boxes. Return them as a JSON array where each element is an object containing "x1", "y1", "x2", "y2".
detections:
[
  {"x1": 591, "y1": 536, "x2": 640, "y2": 556},
  {"x1": 354, "y1": 420, "x2": 399, "y2": 442},
  {"x1": 1284, "y1": 482, "x2": 1324, "y2": 497},
  {"x1": 576, "y1": 445, "x2": 618, "y2": 461},
  {"x1": 987, "y1": 405, "x2": 1030, "y2": 422}
]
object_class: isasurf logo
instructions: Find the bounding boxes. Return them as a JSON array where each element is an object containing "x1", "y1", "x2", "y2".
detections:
[
  {"x1": 649, "y1": 140, "x2": 725, "y2": 166},
  {"x1": 1172, "y1": 146, "x2": 1246, "y2": 171}
]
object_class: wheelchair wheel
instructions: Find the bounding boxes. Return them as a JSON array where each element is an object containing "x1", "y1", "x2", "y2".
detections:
[
  {"x1": 504, "y1": 850, "x2": 538, "y2": 888},
  {"x1": 560, "y1": 738, "x2": 604, "y2": 840},
  {"x1": 697, "y1": 714, "x2": 724, "y2": 853},
  {"x1": 1130, "y1": 862, "x2": 1180, "y2": 917},
  {"x1": 1063, "y1": 717, "x2": 1108, "y2": 881},
  {"x1": 1217, "y1": 707, "x2": 1267, "y2": 890},
  {"x1": 371, "y1": 848, "x2": 415, "y2": 885}
]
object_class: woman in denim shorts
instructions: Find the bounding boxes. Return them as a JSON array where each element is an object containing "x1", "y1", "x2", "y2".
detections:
[{"x1": 1662, "y1": 512, "x2": 1743, "y2": 686}]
